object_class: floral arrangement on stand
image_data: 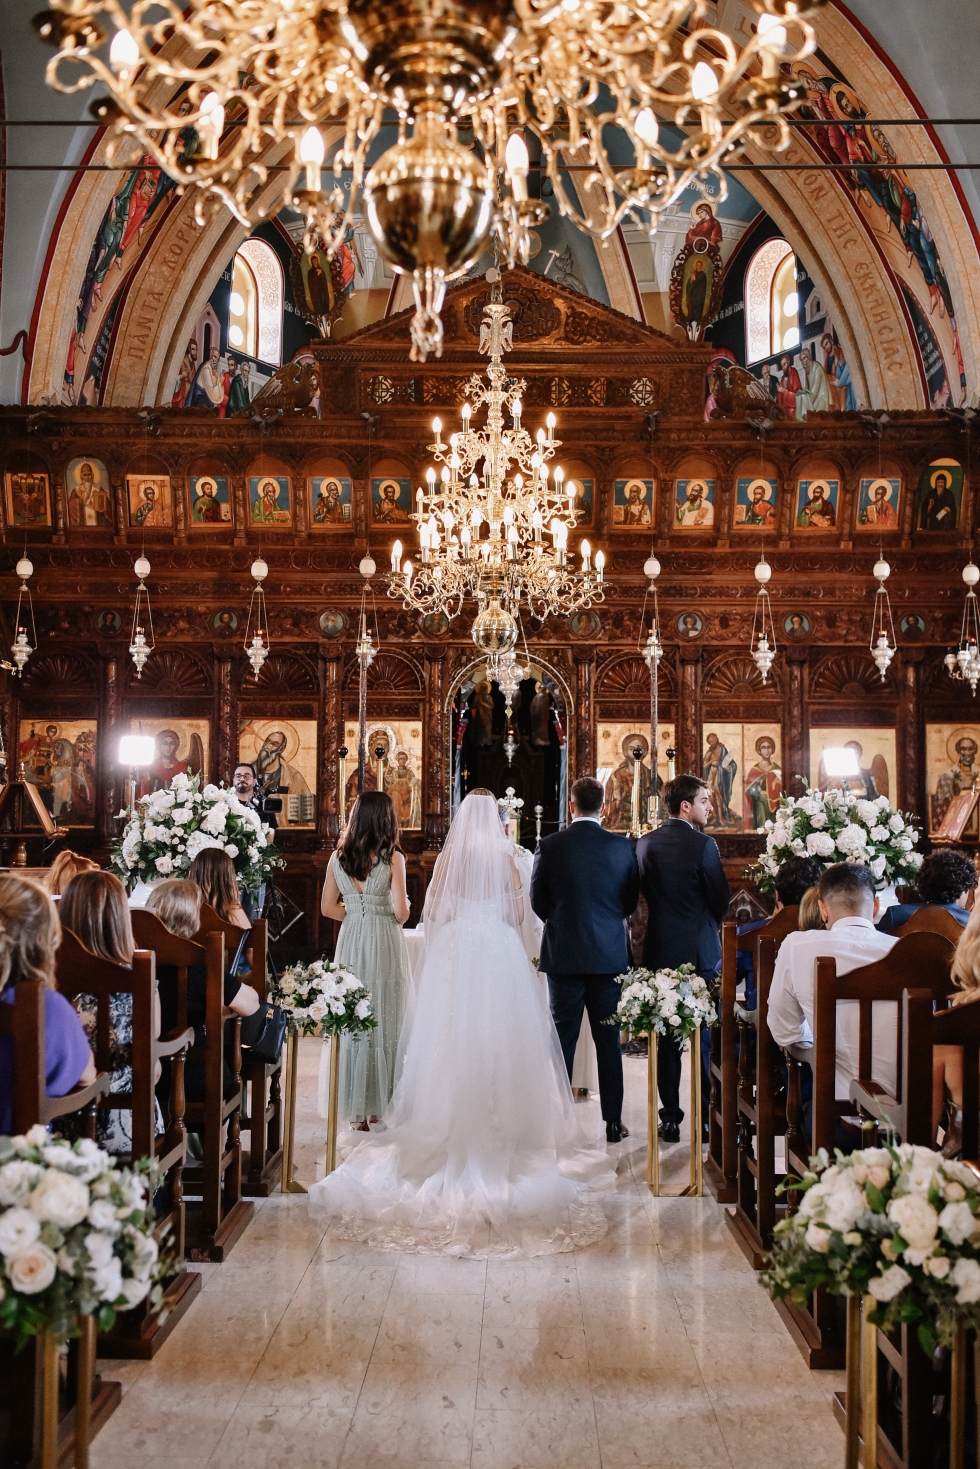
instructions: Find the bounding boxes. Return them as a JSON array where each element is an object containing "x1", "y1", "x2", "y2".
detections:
[
  {"x1": 766, "y1": 1143, "x2": 980, "y2": 1352},
  {"x1": 748, "y1": 785, "x2": 922, "y2": 898},
  {"x1": 611, "y1": 963, "x2": 718, "y2": 1049},
  {"x1": 0, "y1": 1130, "x2": 165, "y2": 1347},
  {"x1": 111, "y1": 772, "x2": 281, "y2": 896},
  {"x1": 273, "y1": 958, "x2": 376, "y2": 1037}
]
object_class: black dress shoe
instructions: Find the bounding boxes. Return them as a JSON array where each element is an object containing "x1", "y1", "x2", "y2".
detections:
[
  {"x1": 606, "y1": 1121, "x2": 630, "y2": 1143},
  {"x1": 657, "y1": 1121, "x2": 681, "y2": 1143}
]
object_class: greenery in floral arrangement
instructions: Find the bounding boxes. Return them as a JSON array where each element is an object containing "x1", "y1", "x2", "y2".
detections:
[
  {"x1": 273, "y1": 958, "x2": 377, "y2": 1038},
  {"x1": 765, "y1": 1143, "x2": 980, "y2": 1353},
  {"x1": 747, "y1": 783, "x2": 922, "y2": 898},
  {"x1": 609, "y1": 963, "x2": 718, "y2": 1050},
  {"x1": 0, "y1": 1130, "x2": 167, "y2": 1349},
  {"x1": 111, "y1": 771, "x2": 282, "y2": 897}
]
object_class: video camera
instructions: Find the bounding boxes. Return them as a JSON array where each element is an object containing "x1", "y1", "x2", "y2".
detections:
[{"x1": 254, "y1": 792, "x2": 283, "y2": 816}]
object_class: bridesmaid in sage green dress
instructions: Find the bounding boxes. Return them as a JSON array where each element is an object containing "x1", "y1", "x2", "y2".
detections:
[{"x1": 321, "y1": 791, "x2": 412, "y2": 1128}]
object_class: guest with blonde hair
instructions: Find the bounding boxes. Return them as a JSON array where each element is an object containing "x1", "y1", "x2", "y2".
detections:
[
  {"x1": 932, "y1": 902, "x2": 980, "y2": 1152},
  {"x1": 798, "y1": 886, "x2": 825, "y2": 932},
  {"x1": 43, "y1": 848, "x2": 99, "y2": 896}
]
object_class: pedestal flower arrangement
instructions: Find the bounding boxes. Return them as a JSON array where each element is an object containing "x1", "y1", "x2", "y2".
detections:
[
  {"x1": 111, "y1": 772, "x2": 281, "y2": 897},
  {"x1": 611, "y1": 963, "x2": 718, "y2": 1048},
  {"x1": 748, "y1": 785, "x2": 922, "y2": 899},
  {"x1": 273, "y1": 959, "x2": 376, "y2": 1038}
]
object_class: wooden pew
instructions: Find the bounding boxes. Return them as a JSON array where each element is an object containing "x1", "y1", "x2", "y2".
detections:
[
  {"x1": 131, "y1": 910, "x2": 254, "y2": 1262},
  {"x1": 778, "y1": 931, "x2": 956, "y2": 1372},
  {"x1": 724, "y1": 905, "x2": 799, "y2": 1268},
  {"x1": 55, "y1": 932, "x2": 201, "y2": 1359},
  {"x1": 889, "y1": 905, "x2": 966, "y2": 943},
  {"x1": 0, "y1": 980, "x2": 120, "y2": 1469},
  {"x1": 195, "y1": 904, "x2": 283, "y2": 1196},
  {"x1": 705, "y1": 921, "x2": 737, "y2": 1203}
]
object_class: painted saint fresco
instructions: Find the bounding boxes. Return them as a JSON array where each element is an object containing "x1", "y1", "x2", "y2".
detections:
[
  {"x1": 130, "y1": 720, "x2": 209, "y2": 796},
  {"x1": 701, "y1": 725, "x2": 783, "y2": 833},
  {"x1": 674, "y1": 479, "x2": 716, "y2": 529},
  {"x1": 784, "y1": 612, "x2": 810, "y2": 638},
  {"x1": 5, "y1": 473, "x2": 51, "y2": 529},
  {"x1": 126, "y1": 474, "x2": 173, "y2": 528},
  {"x1": 612, "y1": 479, "x2": 653, "y2": 528},
  {"x1": 796, "y1": 478, "x2": 840, "y2": 530},
  {"x1": 371, "y1": 478, "x2": 413, "y2": 523},
  {"x1": 596, "y1": 724, "x2": 675, "y2": 831},
  {"x1": 926, "y1": 726, "x2": 980, "y2": 835},
  {"x1": 65, "y1": 458, "x2": 112, "y2": 528},
  {"x1": 857, "y1": 478, "x2": 902, "y2": 530},
  {"x1": 343, "y1": 721, "x2": 423, "y2": 828},
  {"x1": 239, "y1": 719, "x2": 317, "y2": 827},
  {"x1": 18, "y1": 721, "x2": 97, "y2": 825},
  {"x1": 733, "y1": 478, "x2": 777, "y2": 530},
  {"x1": 677, "y1": 611, "x2": 703, "y2": 638},
  {"x1": 189, "y1": 475, "x2": 231, "y2": 527},
  {"x1": 810, "y1": 729, "x2": 895, "y2": 804},
  {"x1": 310, "y1": 477, "x2": 352, "y2": 527},
  {"x1": 250, "y1": 476, "x2": 292, "y2": 526},
  {"x1": 918, "y1": 459, "x2": 963, "y2": 532}
]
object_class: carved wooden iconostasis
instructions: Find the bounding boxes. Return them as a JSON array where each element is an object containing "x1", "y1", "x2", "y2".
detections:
[{"x1": 0, "y1": 267, "x2": 978, "y2": 949}]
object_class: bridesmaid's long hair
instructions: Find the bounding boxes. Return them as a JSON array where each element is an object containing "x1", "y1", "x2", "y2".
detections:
[{"x1": 337, "y1": 791, "x2": 402, "y2": 881}]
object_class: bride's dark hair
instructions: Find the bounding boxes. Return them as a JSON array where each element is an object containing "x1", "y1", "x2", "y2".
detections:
[{"x1": 337, "y1": 791, "x2": 403, "y2": 881}]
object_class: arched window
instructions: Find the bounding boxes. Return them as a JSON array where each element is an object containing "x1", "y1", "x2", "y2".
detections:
[
  {"x1": 744, "y1": 238, "x2": 799, "y2": 364},
  {"x1": 230, "y1": 238, "x2": 283, "y2": 367}
]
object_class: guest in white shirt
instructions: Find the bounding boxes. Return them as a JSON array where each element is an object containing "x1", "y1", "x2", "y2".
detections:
[{"x1": 768, "y1": 864, "x2": 897, "y2": 1134}]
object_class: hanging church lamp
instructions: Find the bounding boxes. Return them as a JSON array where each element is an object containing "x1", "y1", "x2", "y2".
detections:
[
  {"x1": 869, "y1": 555, "x2": 896, "y2": 682},
  {"x1": 36, "y1": 2, "x2": 825, "y2": 361},
  {"x1": 640, "y1": 554, "x2": 663, "y2": 829},
  {"x1": 128, "y1": 555, "x2": 155, "y2": 679},
  {"x1": 355, "y1": 553, "x2": 378, "y2": 795},
  {"x1": 944, "y1": 562, "x2": 980, "y2": 697},
  {"x1": 244, "y1": 557, "x2": 271, "y2": 680},
  {"x1": 750, "y1": 555, "x2": 777, "y2": 684},
  {"x1": 11, "y1": 557, "x2": 37, "y2": 678}
]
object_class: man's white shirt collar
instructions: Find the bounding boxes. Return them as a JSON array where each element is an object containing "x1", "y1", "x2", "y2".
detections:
[
  {"x1": 828, "y1": 916, "x2": 876, "y2": 931},
  {"x1": 572, "y1": 813, "x2": 603, "y2": 824}
]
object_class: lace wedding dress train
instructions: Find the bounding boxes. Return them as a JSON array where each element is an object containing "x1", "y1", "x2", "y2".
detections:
[{"x1": 308, "y1": 793, "x2": 615, "y2": 1255}]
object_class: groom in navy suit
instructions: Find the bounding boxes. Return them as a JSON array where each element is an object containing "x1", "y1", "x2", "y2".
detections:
[{"x1": 531, "y1": 776, "x2": 640, "y2": 1143}]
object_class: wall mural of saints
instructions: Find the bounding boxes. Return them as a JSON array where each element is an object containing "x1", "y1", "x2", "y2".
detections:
[
  {"x1": 310, "y1": 477, "x2": 352, "y2": 526},
  {"x1": 733, "y1": 478, "x2": 777, "y2": 529},
  {"x1": 5, "y1": 473, "x2": 52, "y2": 529},
  {"x1": 126, "y1": 475, "x2": 173, "y2": 528},
  {"x1": 595, "y1": 724, "x2": 675, "y2": 831},
  {"x1": 857, "y1": 478, "x2": 902, "y2": 530},
  {"x1": 918, "y1": 459, "x2": 963, "y2": 532},
  {"x1": 66, "y1": 458, "x2": 113, "y2": 528},
  {"x1": 289, "y1": 237, "x2": 357, "y2": 337},
  {"x1": 239, "y1": 719, "x2": 316, "y2": 827},
  {"x1": 810, "y1": 728, "x2": 895, "y2": 804},
  {"x1": 344, "y1": 721, "x2": 423, "y2": 828},
  {"x1": 675, "y1": 479, "x2": 716, "y2": 529},
  {"x1": 700, "y1": 725, "x2": 783, "y2": 832},
  {"x1": 796, "y1": 478, "x2": 839, "y2": 530},
  {"x1": 668, "y1": 202, "x2": 724, "y2": 343},
  {"x1": 128, "y1": 720, "x2": 209, "y2": 796},
  {"x1": 250, "y1": 476, "x2": 292, "y2": 526},
  {"x1": 926, "y1": 725, "x2": 980, "y2": 835},
  {"x1": 189, "y1": 475, "x2": 231, "y2": 526},
  {"x1": 18, "y1": 721, "x2": 97, "y2": 825},
  {"x1": 612, "y1": 479, "x2": 653, "y2": 528},
  {"x1": 372, "y1": 478, "x2": 413, "y2": 523}
]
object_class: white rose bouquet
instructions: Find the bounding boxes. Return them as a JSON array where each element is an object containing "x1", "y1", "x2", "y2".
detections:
[
  {"x1": 0, "y1": 1129, "x2": 166, "y2": 1348},
  {"x1": 610, "y1": 963, "x2": 718, "y2": 1050},
  {"x1": 748, "y1": 784, "x2": 922, "y2": 898},
  {"x1": 766, "y1": 1143, "x2": 980, "y2": 1352},
  {"x1": 111, "y1": 772, "x2": 282, "y2": 896},
  {"x1": 272, "y1": 958, "x2": 376, "y2": 1038}
]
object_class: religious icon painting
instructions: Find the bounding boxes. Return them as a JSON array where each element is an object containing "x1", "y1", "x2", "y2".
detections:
[
  {"x1": 189, "y1": 475, "x2": 231, "y2": 527},
  {"x1": 250, "y1": 476, "x2": 292, "y2": 527},
  {"x1": 18, "y1": 719, "x2": 97, "y2": 825},
  {"x1": 569, "y1": 609, "x2": 602, "y2": 638},
  {"x1": 94, "y1": 609, "x2": 122, "y2": 633},
  {"x1": 371, "y1": 477, "x2": 413, "y2": 524},
  {"x1": 783, "y1": 612, "x2": 810, "y2": 638},
  {"x1": 700, "y1": 724, "x2": 783, "y2": 834},
  {"x1": 65, "y1": 457, "x2": 112, "y2": 529},
  {"x1": 674, "y1": 479, "x2": 716, "y2": 530},
  {"x1": 612, "y1": 478, "x2": 653, "y2": 528},
  {"x1": 343, "y1": 720, "x2": 423, "y2": 827},
  {"x1": 566, "y1": 478, "x2": 595, "y2": 526},
  {"x1": 857, "y1": 477, "x2": 902, "y2": 530},
  {"x1": 809, "y1": 727, "x2": 896, "y2": 805},
  {"x1": 596, "y1": 723, "x2": 675, "y2": 832},
  {"x1": 733, "y1": 478, "x2": 778, "y2": 530},
  {"x1": 310, "y1": 476, "x2": 352, "y2": 528},
  {"x1": 130, "y1": 719, "x2": 209, "y2": 797},
  {"x1": 918, "y1": 459, "x2": 963, "y2": 532},
  {"x1": 422, "y1": 611, "x2": 451, "y2": 636},
  {"x1": 318, "y1": 609, "x2": 346, "y2": 638},
  {"x1": 677, "y1": 611, "x2": 703, "y2": 639},
  {"x1": 126, "y1": 474, "x2": 173, "y2": 529},
  {"x1": 5, "y1": 472, "x2": 52, "y2": 529},
  {"x1": 795, "y1": 478, "x2": 840, "y2": 530},
  {"x1": 239, "y1": 718, "x2": 317, "y2": 827},
  {"x1": 212, "y1": 610, "x2": 239, "y2": 634},
  {"x1": 926, "y1": 724, "x2": 980, "y2": 835},
  {"x1": 900, "y1": 612, "x2": 927, "y2": 640}
]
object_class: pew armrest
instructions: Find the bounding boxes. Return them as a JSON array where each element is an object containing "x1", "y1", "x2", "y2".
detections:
[
  {"x1": 156, "y1": 1025, "x2": 195, "y2": 1059},
  {"x1": 733, "y1": 1003, "x2": 757, "y2": 1025},
  {"x1": 46, "y1": 1069, "x2": 111, "y2": 1120},
  {"x1": 849, "y1": 1078, "x2": 901, "y2": 1130}
]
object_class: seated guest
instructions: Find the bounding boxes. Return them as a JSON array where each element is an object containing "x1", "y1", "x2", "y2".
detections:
[
  {"x1": 877, "y1": 848, "x2": 977, "y2": 933},
  {"x1": 798, "y1": 885, "x2": 825, "y2": 931},
  {"x1": 768, "y1": 864, "x2": 897, "y2": 1134},
  {"x1": 42, "y1": 849, "x2": 99, "y2": 896},
  {"x1": 0, "y1": 875, "x2": 95, "y2": 1133},
  {"x1": 738, "y1": 857, "x2": 821, "y2": 1009},
  {"x1": 60, "y1": 870, "x2": 162, "y2": 1153},
  {"x1": 931, "y1": 903, "x2": 980, "y2": 1153},
  {"x1": 188, "y1": 850, "x2": 251, "y2": 974}
]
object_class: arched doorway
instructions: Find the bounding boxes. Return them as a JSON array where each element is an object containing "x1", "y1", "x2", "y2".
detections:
[{"x1": 444, "y1": 656, "x2": 574, "y2": 849}]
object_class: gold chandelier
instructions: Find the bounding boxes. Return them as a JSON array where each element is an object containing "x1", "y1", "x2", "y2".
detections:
[
  {"x1": 36, "y1": 0, "x2": 824, "y2": 360},
  {"x1": 386, "y1": 271, "x2": 603, "y2": 645}
]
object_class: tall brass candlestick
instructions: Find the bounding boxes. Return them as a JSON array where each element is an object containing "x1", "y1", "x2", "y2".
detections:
[
  {"x1": 338, "y1": 745, "x2": 348, "y2": 831},
  {"x1": 629, "y1": 746, "x2": 644, "y2": 838}
]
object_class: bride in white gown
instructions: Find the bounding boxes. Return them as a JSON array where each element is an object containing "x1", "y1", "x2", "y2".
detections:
[{"x1": 308, "y1": 790, "x2": 615, "y2": 1255}]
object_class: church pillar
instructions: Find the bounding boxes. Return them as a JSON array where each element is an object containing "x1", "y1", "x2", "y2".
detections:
[
  {"x1": 423, "y1": 647, "x2": 446, "y2": 849},
  {"x1": 318, "y1": 649, "x2": 343, "y2": 849},
  {"x1": 896, "y1": 650, "x2": 924, "y2": 821},
  {"x1": 783, "y1": 649, "x2": 808, "y2": 799},
  {"x1": 676, "y1": 651, "x2": 700, "y2": 777},
  {"x1": 97, "y1": 652, "x2": 123, "y2": 847},
  {"x1": 573, "y1": 647, "x2": 595, "y2": 779},
  {"x1": 213, "y1": 649, "x2": 236, "y2": 785}
]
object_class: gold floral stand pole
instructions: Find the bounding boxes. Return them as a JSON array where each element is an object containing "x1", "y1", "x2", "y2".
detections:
[
  {"x1": 324, "y1": 1032, "x2": 341, "y2": 1176},
  {"x1": 861, "y1": 1294, "x2": 879, "y2": 1469},
  {"x1": 74, "y1": 1313, "x2": 96, "y2": 1469},
  {"x1": 280, "y1": 1026, "x2": 310, "y2": 1193},
  {"x1": 950, "y1": 1319, "x2": 967, "y2": 1469},
  {"x1": 647, "y1": 1025, "x2": 703, "y2": 1198},
  {"x1": 40, "y1": 1330, "x2": 60, "y2": 1469}
]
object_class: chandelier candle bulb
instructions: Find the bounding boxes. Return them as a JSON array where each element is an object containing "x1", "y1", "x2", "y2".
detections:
[
  {"x1": 691, "y1": 61, "x2": 720, "y2": 101},
  {"x1": 199, "y1": 93, "x2": 224, "y2": 162},
  {"x1": 634, "y1": 106, "x2": 659, "y2": 151},
  {"x1": 109, "y1": 26, "x2": 139, "y2": 77},
  {"x1": 299, "y1": 126, "x2": 324, "y2": 192},
  {"x1": 462, "y1": 403, "x2": 471, "y2": 424},
  {"x1": 546, "y1": 412, "x2": 556, "y2": 443},
  {"x1": 403, "y1": 560, "x2": 413, "y2": 586},
  {"x1": 431, "y1": 418, "x2": 443, "y2": 446},
  {"x1": 511, "y1": 398, "x2": 522, "y2": 426},
  {"x1": 581, "y1": 539, "x2": 591, "y2": 571},
  {"x1": 505, "y1": 132, "x2": 530, "y2": 202},
  {"x1": 391, "y1": 540, "x2": 403, "y2": 573},
  {"x1": 595, "y1": 550, "x2": 605, "y2": 583}
]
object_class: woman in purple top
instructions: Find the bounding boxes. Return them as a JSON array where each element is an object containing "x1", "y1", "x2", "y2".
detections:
[{"x1": 0, "y1": 875, "x2": 94, "y2": 1134}]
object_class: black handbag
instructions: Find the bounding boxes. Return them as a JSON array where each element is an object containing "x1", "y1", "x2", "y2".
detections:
[{"x1": 239, "y1": 1000, "x2": 287, "y2": 1063}]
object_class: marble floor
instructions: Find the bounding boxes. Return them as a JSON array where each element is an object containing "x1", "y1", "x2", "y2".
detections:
[{"x1": 91, "y1": 1042, "x2": 846, "y2": 1469}]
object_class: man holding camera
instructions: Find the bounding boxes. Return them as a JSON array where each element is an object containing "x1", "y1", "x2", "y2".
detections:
[{"x1": 233, "y1": 763, "x2": 279, "y2": 920}]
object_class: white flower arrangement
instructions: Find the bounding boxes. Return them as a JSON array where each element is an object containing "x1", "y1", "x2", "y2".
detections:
[
  {"x1": 610, "y1": 963, "x2": 718, "y2": 1049},
  {"x1": 749, "y1": 783, "x2": 922, "y2": 897},
  {"x1": 0, "y1": 1129, "x2": 166, "y2": 1347},
  {"x1": 111, "y1": 772, "x2": 281, "y2": 896},
  {"x1": 766, "y1": 1143, "x2": 980, "y2": 1351},
  {"x1": 273, "y1": 958, "x2": 376, "y2": 1038}
]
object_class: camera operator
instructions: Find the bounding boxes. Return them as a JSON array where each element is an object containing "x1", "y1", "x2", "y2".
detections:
[{"x1": 233, "y1": 762, "x2": 280, "y2": 830}]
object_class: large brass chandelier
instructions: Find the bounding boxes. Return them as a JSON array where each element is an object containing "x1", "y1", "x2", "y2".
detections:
[
  {"x1": 386, "y1": 272, "x2": 603, "y2": 651},
  {"x1": 37, "y1": 0, "x2": 824, "y2": 360}
]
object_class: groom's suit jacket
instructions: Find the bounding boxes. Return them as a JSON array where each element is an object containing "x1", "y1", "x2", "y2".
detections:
[
  {"x1": 634, "y1": 818, "x2": 730, "y2": 977},
  {"x1": 530, "y1": 818, "x2": 639, "y2": 975}
]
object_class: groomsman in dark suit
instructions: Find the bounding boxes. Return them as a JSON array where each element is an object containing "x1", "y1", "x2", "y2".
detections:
[
  {"x1": 531, "y1": 776, "x2": 640, "y2": 1142},
  {"x1": 635, "y1": 774, "x2": 731, "y2": 1143}
]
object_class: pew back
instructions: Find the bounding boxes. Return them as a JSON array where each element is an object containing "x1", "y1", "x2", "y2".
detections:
[
  {"x1": 0, "y1": 977, "x2": 109, "y2": 1135},
  {"x1": 891, "y1": 906, "x2": 966, "y2": 943}
]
